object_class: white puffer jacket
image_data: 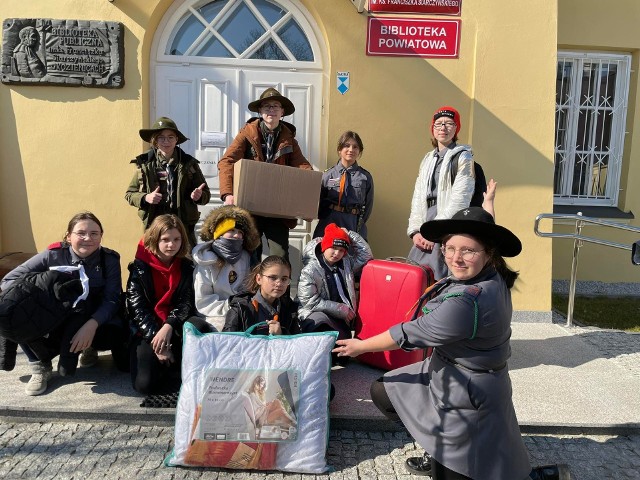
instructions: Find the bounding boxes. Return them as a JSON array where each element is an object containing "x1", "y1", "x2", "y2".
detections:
[
  {"x1": 297, "y1": 231, "x2": 373, "y2": 321},
  {"x1": 192, "y1": 240, "x2": 252, "y2": 331},
  {"x1": 407, "y1": 144, "x2": 475, "y2": 237}
]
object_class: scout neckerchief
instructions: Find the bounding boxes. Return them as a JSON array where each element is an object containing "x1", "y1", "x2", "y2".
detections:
[
  {"x1": 260, "y1": 121, "x2": 281, "y2": 163},
  {"x1": 251, "y1": 291, "x2": 280, "y2": 325},
  {"x1": 320, "y1": 255, "x2": 352, "y2": 308}
]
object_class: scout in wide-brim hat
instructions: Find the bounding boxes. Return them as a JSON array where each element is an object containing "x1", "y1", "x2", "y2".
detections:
[
  {"x1": 139, "y1": 117, "x2": 189, "y2": 144},
  {"x1": 248, "y1": 88, "x2": 295, "y2": 116},
  {"x1": 420, "y1": 207, "x2": 522, "y2": 257}
]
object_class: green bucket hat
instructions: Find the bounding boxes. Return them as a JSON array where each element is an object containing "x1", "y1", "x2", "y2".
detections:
[
  {"x1": 139, "y1": 117, "x2": 189, "y2": 144},
  {"x1": 247, "y1": 88, "x2": 295, "y2": 116}
]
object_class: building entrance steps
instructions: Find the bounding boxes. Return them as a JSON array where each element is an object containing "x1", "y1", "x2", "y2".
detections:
[{"x1": 1, "y1": 323, "x2": 639, "y2": 433}]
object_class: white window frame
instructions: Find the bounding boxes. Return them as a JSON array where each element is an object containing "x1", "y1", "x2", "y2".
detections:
[
  {"x1": 554, "y1": 51, "x2": 630, "y2": 206},
  {"x1": 154, "y1": 0, "x2": 323, "y2": 71}
]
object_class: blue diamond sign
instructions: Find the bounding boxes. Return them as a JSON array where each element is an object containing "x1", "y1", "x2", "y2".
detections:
[{"x1": 337, "y1": 71, "x2": 350, "y2": 95}]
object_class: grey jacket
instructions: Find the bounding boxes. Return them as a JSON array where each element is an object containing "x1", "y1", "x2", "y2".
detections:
[
  {"x1": 297, "y1": 230, "x2": 372, "y2": 321},
  {"x1": 383, "y1": 267, "x2": 531, "y2": 480}
]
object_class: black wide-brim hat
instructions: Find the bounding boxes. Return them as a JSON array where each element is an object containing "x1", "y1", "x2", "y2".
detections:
[
  {"x1": 248, "y1": 87, "x2": 295, "y2": 116},
  {"x1": 139, "y1": 117, "x2": 189, "y2": 144},
  {"x1": 420, "y1": 207, "x2": 522, "y2": 257}
]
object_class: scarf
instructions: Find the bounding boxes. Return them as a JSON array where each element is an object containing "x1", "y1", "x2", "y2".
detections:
[
  {"x1": 156, "y1": 150, "x2": 178, "y2": 210},
  {"x1": 317, "y1": 248, "x2": 352, "y2": 308},
  {"x1": 260, "y1": 121, "x2": 281, "y2": 163},
  {"x1": 135, "y1": 240, "x2": 182, "y2": 324},
  {"x1": 211, "y1": 237, "x2": 244, "y2": 265}
]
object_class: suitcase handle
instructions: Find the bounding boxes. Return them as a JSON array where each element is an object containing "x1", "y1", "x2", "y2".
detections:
[
  {"x1": 385, "y1": 256, "x2": 417, "y2": 265},
  {"x1": 385, "y1": 256, "x2": 435, "y2": 282}
]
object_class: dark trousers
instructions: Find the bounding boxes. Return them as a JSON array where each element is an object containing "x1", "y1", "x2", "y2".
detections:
[
  {"x1": 130, "y1": 335, "x2": 182, "y2": 395},
  {"x1": 252, "y1": 215, "x2": 290, "y2": 260},
  {"x1": 21, "y1": 314, "x2": 128, "y2": 374},
  {"x1": 130, "y1": 316, "x2": 211, "y2": 394},
  {"x1": 370, "y1": 377, "x2": 472, "y2": 480},
  {"x1": 299, "y1": 312, "x2": 352, "y2": 341}
]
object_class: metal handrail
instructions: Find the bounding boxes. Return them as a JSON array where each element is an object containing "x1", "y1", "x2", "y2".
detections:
[{"x1": 534, "y1": 213, "x2": 640, "y2": 327}]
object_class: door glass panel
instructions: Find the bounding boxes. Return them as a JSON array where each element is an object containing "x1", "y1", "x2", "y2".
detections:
[
  {"x1": 253, "y1": 0, "x2": 286, "y2": 25},
  {"x1": 249, "y1": 38, "x2": 287, "y2": 60},
  {"x1": 278, "y1": 18, "x2": 314, "y2": 61},
  {"x1": 197, "y1": 1, "x2": 226, "y2": 24},
  {"x1": 168, "y1": 14, "x2": 205, "y2": 55},
  {"x1": 165, "y1": 0, "x2": 315, "y2": 61},
  {"x1": 198, "y1": 35, "x2": 233, "y2": 58},
  {"x1": 219, "y1": 3, "x2": 265, "y2": 54}
]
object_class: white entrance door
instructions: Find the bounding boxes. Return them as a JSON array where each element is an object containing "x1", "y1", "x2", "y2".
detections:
[{"x1": 152, "y1": 0, "x2": 325, "y2": 285}]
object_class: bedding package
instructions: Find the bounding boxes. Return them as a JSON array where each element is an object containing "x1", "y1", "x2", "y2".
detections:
[{"x1": 166, "y1": 322, "x2": 337, "y2": 473}]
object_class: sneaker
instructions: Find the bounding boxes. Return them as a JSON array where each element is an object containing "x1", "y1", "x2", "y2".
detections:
[
  {"x1": 25, "y1": 361, "x2": 53, "y2": 396},
  {"x1": 79, "y1": 347, "x2": 99, "y2": 367}
]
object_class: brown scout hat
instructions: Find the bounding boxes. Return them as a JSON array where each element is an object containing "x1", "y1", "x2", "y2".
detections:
[
  {"x1": 248, "y1": 88, "x2": 295, "y2": 116},
  {"x1": 139, "y1": 117, "x2": 189, "y2": 144}
]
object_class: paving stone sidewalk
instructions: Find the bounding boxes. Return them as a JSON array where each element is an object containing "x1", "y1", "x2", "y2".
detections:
[{"x1": 1, "y1": 421, "x2": 639, "y2": 479}]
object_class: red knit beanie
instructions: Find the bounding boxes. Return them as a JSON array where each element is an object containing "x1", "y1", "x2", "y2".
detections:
[
  {"x1": 432, "y1": 106, "x2": 461, "y2": 135},
  {"x1": 321, "y1": 223, "x2": 351, "y2": 252}
]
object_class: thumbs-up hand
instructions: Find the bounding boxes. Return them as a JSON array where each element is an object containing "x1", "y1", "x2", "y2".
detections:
[
  {"x1": 145, "y1": 186, "x2": 162, "y2": 205},
  {"x1": 191, "y1": 183, "x2": 207, "y2": 201}
]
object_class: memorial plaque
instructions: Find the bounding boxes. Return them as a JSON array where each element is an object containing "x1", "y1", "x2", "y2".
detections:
[{"x1": 1, "y1": 18, "x2": 124, "y2": 88}]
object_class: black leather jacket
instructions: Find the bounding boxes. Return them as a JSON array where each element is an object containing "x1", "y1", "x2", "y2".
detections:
[
  {"x1": 223, "y1": 292, "x2": 299, "y2": 335},
  {"x1": 125, "y1": 258, "x2": 196, "y2": 342}
]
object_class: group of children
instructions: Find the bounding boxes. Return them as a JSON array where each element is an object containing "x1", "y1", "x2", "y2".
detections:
[
  {"x1": 0, "y1": 85, "x2": 378, "y2": 397},
  {"x1": 0, "y1": 204, "x2": 372, "y2": 398}
]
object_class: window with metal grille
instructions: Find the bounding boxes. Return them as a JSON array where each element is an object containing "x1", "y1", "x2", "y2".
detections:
[
  {"x1": 166, "y1": 0, "x2": 314, "y2": 62},
  {"x1": 554, "y1": 52, "x2": 630, "y2": 206}
]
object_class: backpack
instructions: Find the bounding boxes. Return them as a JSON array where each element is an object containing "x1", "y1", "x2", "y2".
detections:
[{"x1": 449, "y1": 151, "x2": 487, "y2": 208}]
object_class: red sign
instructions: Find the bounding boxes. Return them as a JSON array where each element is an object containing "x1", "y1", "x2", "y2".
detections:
[
  {"x1": 366, "y1": 17, "x2": 460, "y2": 58},
  {"x1": 369, "y1": 0, "x2": 462, "y2": 16}
]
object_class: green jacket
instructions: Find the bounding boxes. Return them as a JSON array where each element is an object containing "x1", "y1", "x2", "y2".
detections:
[{"x1": 125, "y1": 147, "x2": 211, "y2": 230}]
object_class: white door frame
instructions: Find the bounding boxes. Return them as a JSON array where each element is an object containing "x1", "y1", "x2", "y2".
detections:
[{"x1": 149, "y1": 0, "x2": 329, "y2": 280}]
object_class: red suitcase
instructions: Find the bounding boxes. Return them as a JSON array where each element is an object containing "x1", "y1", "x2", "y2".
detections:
[{"x1": 355, "y1": 258, "x2": 434, "y2": 370}]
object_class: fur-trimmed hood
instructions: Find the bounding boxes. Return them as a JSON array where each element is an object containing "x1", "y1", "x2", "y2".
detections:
[{"x1": 199, "y1": 205, "x2": 260, "y2": 252}]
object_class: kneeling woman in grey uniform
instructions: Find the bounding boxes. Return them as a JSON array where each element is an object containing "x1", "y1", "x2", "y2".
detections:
[{"x1": 334, "y1": 207, "x2": 568, "y2": 480}]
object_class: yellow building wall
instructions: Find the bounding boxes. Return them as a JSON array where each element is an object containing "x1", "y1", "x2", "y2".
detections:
[
  {"x1": 555, "y1": 0, "x2": 640, "y2": 282},
  {"x1": 0, "y1": 0, "x2": 557, "y2": 313}
]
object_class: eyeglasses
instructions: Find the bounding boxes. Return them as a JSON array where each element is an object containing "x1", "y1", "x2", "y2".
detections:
[
  {"x1": 261, "y1": 104, "x2": 282, "y2": 111},
  {"x1": 71, "y1": 231, "x2": 102, "y2": 240},
  {"x1": 441, "y1": 245, "x2": 484, "y2": 261},
  {"x1": 433, "y1": 122, "x2": 456, "y2": 130},
  {"x1": 157, "y1": 135, "x2": 177, "y2": 142},
  {"x1": 262, "y1": 275, "x2": 291, "y2": 285}
]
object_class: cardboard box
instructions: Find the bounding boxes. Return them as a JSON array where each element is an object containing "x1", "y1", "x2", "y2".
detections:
[{"x1": 233, "y1": 159, "x2": 322, "y2": 220}]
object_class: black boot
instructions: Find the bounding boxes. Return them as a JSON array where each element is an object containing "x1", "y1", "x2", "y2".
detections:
[
  {"x1": 405, "y1": 452, "x2": 432, "y2": 476},
  {"x1": 530, "y1": 464, "x2": 571, "y2": 480}
]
